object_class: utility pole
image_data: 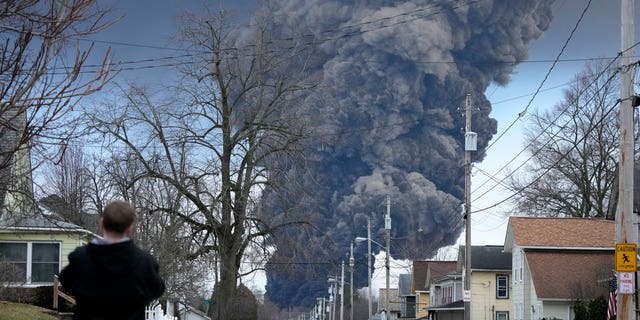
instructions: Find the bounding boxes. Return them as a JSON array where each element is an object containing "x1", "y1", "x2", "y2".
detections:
[
  {"x1": 334, "y1": 280, "x2": 337, "y2": 320},
  {"x1": 618, "y1": 0, "x2": 637, "y2": 319},
  {"x1": 349, "y1": 243, "x2": 354, "y2": 320},
  {"x1": 341, "y1": 261, "x2": 345, "y2": 320},
  {"x1": 366, "y1": 217, "x2": 372, "y2": 319},
  {"x1": 463, "y1": 93, "x2": 476, "y2": 320},
  {"x1": 385, "y1": 194, "x2": 391, "y2": 317}
]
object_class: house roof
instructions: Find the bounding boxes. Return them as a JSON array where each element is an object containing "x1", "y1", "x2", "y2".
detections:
[
  {"x1": 0, "y1": 214, "x2": 96, "y2": 237},
  {"x1": 428, "y1": 299, "x2": 463, "y2": 311},
  {"x1": 505, "y1": 216, "x2": 614, "y2": 249},
  {"x1": 412, "y1": 260, "x2": 457, "y2": 292},
  {"x1": 526, "y1": 250, "x2": 613, "y2": 300},
  {"x1": 458, "y1": 245, "x2": 511, "y2": 271}
]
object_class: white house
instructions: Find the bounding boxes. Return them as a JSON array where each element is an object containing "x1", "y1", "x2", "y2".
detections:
[{"x1": 504, "y1": 216, "x2": 614, "y2": 320}]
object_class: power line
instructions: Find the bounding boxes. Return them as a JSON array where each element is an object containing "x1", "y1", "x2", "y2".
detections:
[
  {"x1": 11, "y1": 0, "x2": 579, "y2": 78},
  {"x1": 471, "y1": 98, "x2": 621, "y2": 215},
  {"x1": 483, "y1": 0, "x2": 594, "y2": 155},
  {"x1": 472, "y1": 56, "x2": 624, "y2": 205}
]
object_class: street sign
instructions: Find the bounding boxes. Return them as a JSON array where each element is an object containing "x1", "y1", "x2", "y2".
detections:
[
  {"x1": 619, "y1": 272, "x2": 635, "y2": 294},
  {"x1": 615, "y1": 243, "x2": 637, "y2": 272},
  {"x1": 463, "y1": 290, "x2": 471, "y2": 302}
]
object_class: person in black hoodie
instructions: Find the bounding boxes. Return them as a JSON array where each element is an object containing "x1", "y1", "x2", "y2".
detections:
[{"x1": 59, "y1": 200, "x2": 165, "y2": 320}]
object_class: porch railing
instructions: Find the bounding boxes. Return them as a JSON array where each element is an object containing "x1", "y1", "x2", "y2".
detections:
[{"x1": 53, "y1": 275, "x2": 76, "y2": 309}]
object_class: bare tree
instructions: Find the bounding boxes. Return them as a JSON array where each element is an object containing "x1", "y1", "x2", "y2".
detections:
[
  {"x1": 0, "y1": 0, "x2": 114, "y2": 215},
  {"x1": 508, "y1": 61, "x2": 620, "y2": 219},
  {"x1": 36, "y1": 144, "x2": 98, "y2": 229},
  {"x1": 87, "y1": 9, "x2": 316, "y2": 320}
]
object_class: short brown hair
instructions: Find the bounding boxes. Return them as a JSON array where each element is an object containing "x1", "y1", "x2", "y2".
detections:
[{"x1": 102, "y1": 201, "x2": 136, "y2": 234}]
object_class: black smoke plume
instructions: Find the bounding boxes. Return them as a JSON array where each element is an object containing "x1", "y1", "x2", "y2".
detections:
[{"x1": 254, "y1": 0, "x2": 554, "y2": 308}]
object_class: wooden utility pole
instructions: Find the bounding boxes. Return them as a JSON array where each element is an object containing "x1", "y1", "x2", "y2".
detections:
[
  {"x1": 463, "y1": 94, "x2": 474, "y2": 320},
  {"x1": 349, "y1": 243, "x2": 354, "y2": 320},
  {"x1": 340, "y1": 261, "x2": 345, "y2": 320},
  {"x1": 618, "y1": 0, "x2": 637, "y2": 319},
  {"x1": 385, "y1": 194, "x2": 391, "y2": 317}
]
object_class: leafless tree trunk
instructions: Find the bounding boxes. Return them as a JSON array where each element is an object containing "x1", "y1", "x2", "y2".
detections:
[
  {"x1": 508, "y1": 61, "x2": 620, "y2": 218},
  {"x1": 0, "y1": 0, "x2": 114, "y2": 216},
  {"x1": 87, "y1": 9, "x2": 316, "y2": 320}
]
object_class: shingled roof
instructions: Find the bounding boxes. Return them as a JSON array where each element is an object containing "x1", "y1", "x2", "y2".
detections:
[
  {"x1": 505, "y1": 216, "x2": 614, "y2": 249},
  {"x1": 526, "y1": 250, "x2": 613, "y2": 300},
  {"x1": 503, "y1": 216, "x2": 615, "y2": 302},
  {"x1": 457, "y1": 245, "x2": 511, "y2": 271},
  {"x1": 412, "y1": 260, "x2": 457, "y2": 293}
]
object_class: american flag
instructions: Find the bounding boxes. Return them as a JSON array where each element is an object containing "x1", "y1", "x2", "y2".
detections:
[{"x1": 607, "y1": 275, "x2": 617, "y2": 320}]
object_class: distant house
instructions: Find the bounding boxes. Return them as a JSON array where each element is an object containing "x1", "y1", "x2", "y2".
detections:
[
  {"x1": 412, "y1": 260, "x2": 457, "y2": 319},
  {"x1": 0, "y1": 125, "x2": 97, "y2": 287},
  {"x1": 428, "y1": 245, "x2": 512, "y2": 320},
  {"x1": 458, "y1": 245, "x2": 512, "y2": 320},
  {"x1": 398, "y1": 273, "x2": 416, "y2": 318},
  {"x1": 428, "y1": 269, "x2": 463, "y2": 320},
  {"x1": 0, "y1": 214, "x2": 96, "y2": 286},
  {"x1": 504, "y1": 216, "x2": 614, "y2": 320}
]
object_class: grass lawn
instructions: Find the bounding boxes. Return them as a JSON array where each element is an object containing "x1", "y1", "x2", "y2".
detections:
[{"x1": 0, "y1": 302, "x2": 59, "y2": 320}]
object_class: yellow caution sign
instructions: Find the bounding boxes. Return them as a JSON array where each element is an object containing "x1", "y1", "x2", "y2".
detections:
[{"x1": 615, "y1": 243, "x2": 637, "y2": 272}]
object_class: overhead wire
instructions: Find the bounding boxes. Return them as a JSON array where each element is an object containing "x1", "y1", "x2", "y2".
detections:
[
  {"x1": 3, "y1": 0, "x2": 607, "y2": 77},
  {"x1": 17, "y1": 0, "x2": 626, "y2": 228},
  {"x1": 482, "y1": 0, "x2": 593, "y2": 154},
  {"x1": 472, "y1": 51, "x2": 636, "y2": 206},
  {"x1": 471, "y1": 39, "x2": 640, "y2": 200},
  {"x1": 471, "y1": 98, "x2": 621, "y2": 215},
  {"x1": 450, "y1": 57, "x2": 628, "y2": 229}
]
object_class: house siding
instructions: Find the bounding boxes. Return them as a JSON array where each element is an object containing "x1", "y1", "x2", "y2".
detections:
[
  {"x1": 512, "y1": 246, "x2": 524, "y2": 320},
  {"x1": 416, "y1": 291, "x2": 429, "y2": 319},
  {"x1": 523, "y1": 253, "x2": 533, "y2": 320},
  {"x1": 471, "y1": 271, "x2": 512, "y2": 320},
  {"x1": 542, "y1": 301, "x2": 572, "y2": 320},
  {"x1": 505, "y1": 217, "x2": 613, "y2": 320}
]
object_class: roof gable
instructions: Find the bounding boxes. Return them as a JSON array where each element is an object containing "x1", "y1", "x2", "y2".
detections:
[
  {"x1": 507, "y1": 216, "x2": 614, "y2": 248},
  {"x1": 526, "y1": 250, "x2": 613, "y2": 300},
  {"x1": 412, "y1": 260, "x2": 457, "y2": 292}
]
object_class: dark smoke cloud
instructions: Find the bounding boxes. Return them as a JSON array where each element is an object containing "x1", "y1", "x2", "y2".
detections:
[{"x1": 256, "y1": 0, "x2": 554, "y2": 308}]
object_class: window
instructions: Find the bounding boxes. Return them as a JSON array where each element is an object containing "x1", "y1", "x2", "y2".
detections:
[
  {"x1": 0, "y1": 242, "x2": 60, "y2": 284},
  {"x1": 519, "y1": 267, "x2": 523, "y2": 282},
  {"x1": 496, "y1": 274, "x2": 509, "y2": 298},
  {"x1": 496, "y1": 311, "x2": 509, "y2": 320}
]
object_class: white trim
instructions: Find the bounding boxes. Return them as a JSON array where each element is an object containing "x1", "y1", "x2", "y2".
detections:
[
  {"x1": 0, "y1": 226, "x2": 99, "y2": 238},
  {"x1": 520, "y1": 246, "x2": 614, "y2": 251},
  {"x1": 472, "y1": 268, "x2": 512, "y2": 272},
  {"x1": 26, "y1": 243, "x2": 32, "y2": 283},
  {"x1": 538, "y1": 298, "x2": 573, "y2": 302}
]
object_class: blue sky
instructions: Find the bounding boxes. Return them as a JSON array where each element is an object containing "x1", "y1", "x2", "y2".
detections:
[{"x1": 471, "y1": 0, "x2": 635, "y2": 245}]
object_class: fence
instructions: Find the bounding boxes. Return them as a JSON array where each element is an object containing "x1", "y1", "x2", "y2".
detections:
[
  {"x1": 145, "y1": 303, "x2": 178, "y2": 320},
  {"x1": 53, "y1": 275, "x2": 76, "y2": 309}
]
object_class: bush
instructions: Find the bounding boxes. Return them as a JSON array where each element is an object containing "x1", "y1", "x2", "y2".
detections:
[{"x1": 573, "y1": 296, "x2": 607, "y2": 320}]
